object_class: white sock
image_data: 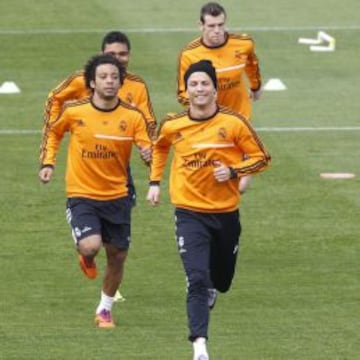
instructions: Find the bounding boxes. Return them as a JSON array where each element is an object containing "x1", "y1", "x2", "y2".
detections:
[
  {"x1": 96, "y1": 290, "x2": 114, "y2": 314},
  {"x1": 193, "y1": 337, "x2": 208, "y2": 359}
]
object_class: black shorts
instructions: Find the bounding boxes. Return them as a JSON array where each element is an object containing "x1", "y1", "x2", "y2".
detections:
[{"x1": 66, "y1": 197, "x2": 131, "y2": 250}]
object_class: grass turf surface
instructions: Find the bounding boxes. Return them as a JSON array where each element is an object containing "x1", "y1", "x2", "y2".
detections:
[{"x1": 0, "y1": 1, "x2": 359, "y2": 359}]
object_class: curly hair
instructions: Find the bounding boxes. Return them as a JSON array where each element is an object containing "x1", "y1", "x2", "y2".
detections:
[{"x1": 84, "y1": 54, "x2": 126, "y2": 90}]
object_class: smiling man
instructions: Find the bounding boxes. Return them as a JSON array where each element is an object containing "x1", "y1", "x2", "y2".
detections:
[
  {"x1": 148, "y1": 59, "x2": 270, "y2": 360},
  {"x1": 39, "y1": 54, "x2": 152, "y2": 329}
]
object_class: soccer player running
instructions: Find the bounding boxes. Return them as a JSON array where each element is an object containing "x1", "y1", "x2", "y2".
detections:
[
  {"x1": 39, "y1": 54, "x2": 152, "y2": 328},
  {"x1": 177, "y1": 2, "x2": 262, "y2": 194},
  {"x1": 147, "y1": 60, "x2": 270, "y2": 360},
  {"x1": 43, "y1": 30, "x2": 155, "y2": 302}
]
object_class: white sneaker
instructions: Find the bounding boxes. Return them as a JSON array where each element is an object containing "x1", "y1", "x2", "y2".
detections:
[
  {"x1": 208, "y1": 288, "x2": 217, "y2": 310},
  {"x1": 193, "y1": 337, "x2": 209, "y2": 360},
  {"x1": 113, "y1": 290, "x2": 126, "y2": 303},
  {"x1": 195, "y1": 355, "x2": 209, "y2": 360}
]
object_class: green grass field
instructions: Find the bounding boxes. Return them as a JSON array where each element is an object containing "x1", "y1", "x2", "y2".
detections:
[{"x1": 0, "y1": 1, "x2": 359, "y2": 359}]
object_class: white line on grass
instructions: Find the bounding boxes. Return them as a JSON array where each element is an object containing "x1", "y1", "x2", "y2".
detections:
[
  {"x1": 0, "y1": 129, "x2": 40, "y2": 134},
  {"x1": 0, "y1": 25, "x2": 360, "y2": 35},
  {"x1": 2, "y1": 126, "x2": 360, "y2": 135},
  {"x1": 256, "y1": 126, "x2": 360, "y2": 132}
]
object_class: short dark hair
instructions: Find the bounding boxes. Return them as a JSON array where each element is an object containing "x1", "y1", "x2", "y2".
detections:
[
  {"x1": 84, "y1": 54, "x2": 126, "y2": 90},
  {"x1": 200, "y1": 2, "x2": 226, "y2": 23},
  {"x1": 184, "y1": 59, "x2": 217, "y2": 89},
  {"x1": 101, "y1": 31, "x2": 131, "y2": 52}
]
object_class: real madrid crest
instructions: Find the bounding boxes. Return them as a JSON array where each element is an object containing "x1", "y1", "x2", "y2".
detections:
[
  {"x1": 126, "y1": 93, "x2": 134, "y2": 105},
  {"x1": 218, "y1": 127, "x2": 227, "y2": 140},
  {"x1": 235, "y1": 50, "x2": 246, "y2": 61},
  {"x1": 119, "y1": 120, "x2": 127, "y2": 132}
]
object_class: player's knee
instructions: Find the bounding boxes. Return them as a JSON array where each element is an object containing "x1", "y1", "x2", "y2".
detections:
[
  {"x1": 77, "y1": 234, "x2": 101, "y2": 256},
  {"x1": 187, "y1": 270, "x2": 211, "y2": 292},
  {"x1": 107, "y1": 248, "x2": 128, "y2": 267}
]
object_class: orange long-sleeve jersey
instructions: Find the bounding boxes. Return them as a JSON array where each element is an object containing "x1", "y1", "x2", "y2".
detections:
[
  {"x1": 177, "y1": 33, "x2": 261, "y2": 119},
  {"x1": 44, "y1": 70, "x2": 156, "y2": 138},
  {"x1": 40, "y1": 99, "x2": 151, "y2": 200},
  {"x1": 150, "y1": 107, "x2": 270, "y2": 213}
]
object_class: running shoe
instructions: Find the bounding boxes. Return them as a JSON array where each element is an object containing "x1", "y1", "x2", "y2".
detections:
[
  {"x1": 94, "y1": 309, "x2": 115, "y2": 328},
  {"x1": 113, "y1": 290, "x2": 126, "y2": 303},
  {"x1": 78, "y1": 255, "x2": 97, "y2": 279},
  {"x1": 208, "y1": 288, "x2": 217, "y2": 310}
]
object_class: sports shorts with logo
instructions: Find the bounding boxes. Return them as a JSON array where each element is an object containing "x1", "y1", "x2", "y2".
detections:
[{"x1": 66, "y1": 197, "x2": 131, "y2": 250}]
